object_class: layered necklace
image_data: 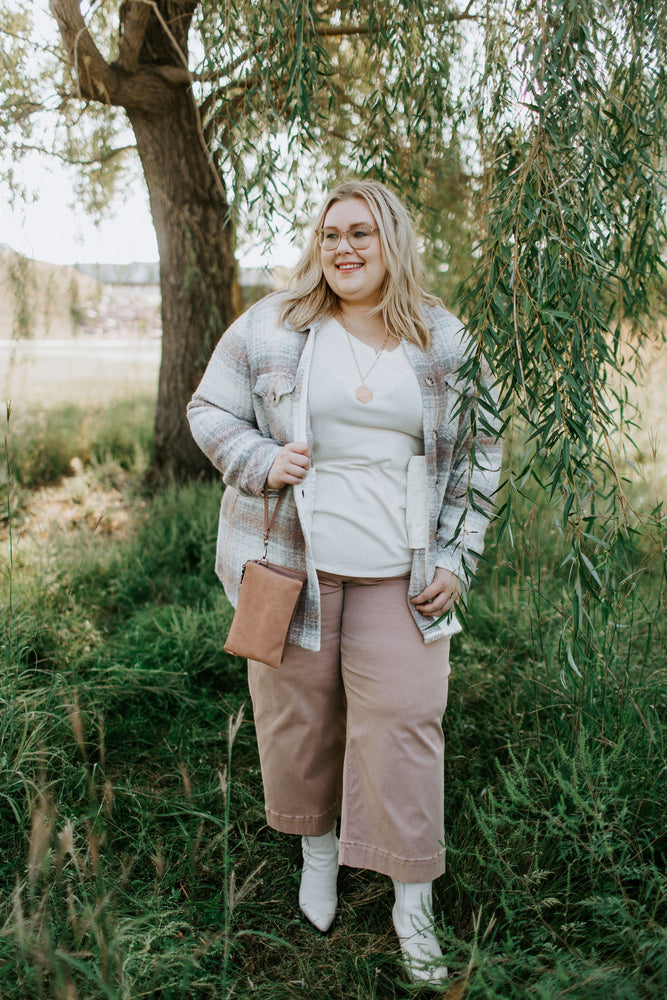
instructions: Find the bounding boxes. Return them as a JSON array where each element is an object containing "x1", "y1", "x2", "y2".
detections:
[{"x1": 338, "y1": 311, "x2": 391, "y2": 404}]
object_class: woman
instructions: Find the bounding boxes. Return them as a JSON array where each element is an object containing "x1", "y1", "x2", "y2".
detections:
[{"x1": 187, "y1": 179, "x2": 502, "y2": 984}]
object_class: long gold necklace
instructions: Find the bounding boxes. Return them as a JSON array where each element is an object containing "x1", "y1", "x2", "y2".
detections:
[{"x1": 338, "y1": 312, "x2": 391, "y2": 404}]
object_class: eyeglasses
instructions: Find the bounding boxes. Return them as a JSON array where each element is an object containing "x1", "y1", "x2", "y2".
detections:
[{"x1": 316, "y1": 225, "x2": 378, "y2": 251}]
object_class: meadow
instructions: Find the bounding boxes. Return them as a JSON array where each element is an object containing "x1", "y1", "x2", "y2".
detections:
[{"x1": 0, "y1": 343, "x2": 665, "y2": 999}]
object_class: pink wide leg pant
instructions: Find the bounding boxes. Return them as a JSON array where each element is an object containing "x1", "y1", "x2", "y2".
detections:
[{"x1": 247, "y1": 572, "x2": 451, "y2": 882}]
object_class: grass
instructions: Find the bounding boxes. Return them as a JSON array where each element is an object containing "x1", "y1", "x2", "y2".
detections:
[
  {"x1": 1, "y1": 396, "x2": 155, "y2": 492},
  {"x1": 1, "y1": 398, "x2": 666, "y2": 999}
]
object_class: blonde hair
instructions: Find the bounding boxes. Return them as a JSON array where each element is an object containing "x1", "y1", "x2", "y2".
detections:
[{"x1": 278, "y1": 179, "x2": 440, "y2": 350}]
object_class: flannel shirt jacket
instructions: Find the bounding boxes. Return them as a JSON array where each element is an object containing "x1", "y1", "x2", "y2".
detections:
[{"x1": 187, "y1": 292, "x2": 502, "y2": 652}]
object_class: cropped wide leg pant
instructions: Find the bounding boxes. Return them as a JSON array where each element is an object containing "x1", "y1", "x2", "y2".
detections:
[{"x1": 247, "y1": 572, "x2": 451, "y2": 882}]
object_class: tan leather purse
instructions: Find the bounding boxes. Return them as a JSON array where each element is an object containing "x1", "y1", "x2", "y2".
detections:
[{"x1": 224, "y1": 489, "x2": 306, "y2": 668}]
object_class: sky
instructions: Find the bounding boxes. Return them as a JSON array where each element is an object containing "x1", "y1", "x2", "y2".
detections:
[
  {"x1": 0, "y1": 159, "x2": 299, "y2": 270},
  {"x1": 0, "y1": 164, "x2": 159, "y2": 266}
]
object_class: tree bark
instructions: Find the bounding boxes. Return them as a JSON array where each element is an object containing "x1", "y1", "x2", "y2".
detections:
[
  {"x1": 129, "y1": 90, "x2": 239, "y2": 480},
  {"x1": 50, "y1": 0, "x2": 240, "y2": 481}
]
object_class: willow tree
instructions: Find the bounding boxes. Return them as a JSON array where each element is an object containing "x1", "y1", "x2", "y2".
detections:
[
  {"x1": 458, "y1": 1, "x2": 667, "y2": 675},
  {"x1": 1, "y1": 0, "x2": 473, "y2": 478}
]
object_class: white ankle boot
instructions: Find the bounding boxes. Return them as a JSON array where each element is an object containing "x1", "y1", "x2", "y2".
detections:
[
  {"x1": 299, "y1": 826, "x2": 339, "y2": 932},
  {"x1": 392, "y1": 879, "x2": 448, "y2": 984}
]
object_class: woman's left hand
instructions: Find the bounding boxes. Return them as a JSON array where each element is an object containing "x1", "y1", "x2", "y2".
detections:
[{"x1": 410, "y1": 568, "x2": 462, "y2": 617}]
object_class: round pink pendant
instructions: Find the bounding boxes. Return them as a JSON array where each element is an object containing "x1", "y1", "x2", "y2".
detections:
[{"x1": 355, "y1": 385, "x2": 373, "y2": 404}]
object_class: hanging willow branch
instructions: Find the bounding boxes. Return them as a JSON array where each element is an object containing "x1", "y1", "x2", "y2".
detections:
[{"x1": 459, "y1": 0, "x2": 667, "y2": 671}]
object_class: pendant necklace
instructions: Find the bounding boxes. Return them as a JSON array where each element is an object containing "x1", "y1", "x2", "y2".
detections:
[{"x1": 338, "y1": 312, "x2": 391, "y2": 404}]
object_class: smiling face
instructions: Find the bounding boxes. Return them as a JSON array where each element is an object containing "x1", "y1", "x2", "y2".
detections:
[{"x1": 319, "y1": 197, "x2": 388, "y2": 310}]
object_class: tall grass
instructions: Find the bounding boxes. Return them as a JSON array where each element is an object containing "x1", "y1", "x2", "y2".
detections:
[
  {"x1": 0, "y1": 401, "x2": 665, "y2": 998},
  {"x1": 1, "y1": 397, "x2": 155, "y2": 494}
]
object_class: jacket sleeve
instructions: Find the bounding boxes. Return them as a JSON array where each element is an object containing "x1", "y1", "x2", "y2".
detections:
[
  {"x1": 186, "y1": 313, "x2": 281, "y2": 496},
  {"x1": 435, "y1": 357, "x2": 503, "y2": 587}
]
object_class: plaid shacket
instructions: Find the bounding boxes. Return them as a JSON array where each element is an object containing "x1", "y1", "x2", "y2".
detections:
[{"x1": 187, "y1": 292, "x2": 502, "y2": 652}]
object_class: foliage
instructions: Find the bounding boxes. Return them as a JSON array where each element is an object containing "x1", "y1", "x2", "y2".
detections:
[
  {"x1": 193, "y1": 0, "x2": 473, "y2": 275},
  {"x1": 6, "y1": 255, "x2": 37, "y2": 339},
  {"x1": 0, "y1": 2, "x2": 133, "y2": 211},
  {"x1": 0, "y1": 398, "x2": 154, "y2": 492},
  {"x1": 0, "y1": 427, "x2": 665, "y2": 996},
  {"x1": 453, "y1": 0, "x2": 667, "y2": 677}
]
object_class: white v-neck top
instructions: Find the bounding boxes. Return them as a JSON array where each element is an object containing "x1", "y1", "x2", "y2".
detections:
[{"x1": 308, "y1": 317, "x2": 424, "y2": 576}]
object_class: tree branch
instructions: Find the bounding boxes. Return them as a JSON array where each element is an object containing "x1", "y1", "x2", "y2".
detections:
[
  {"x1": 153, "y1": 64, "x2": 193, "y2": 84},
  {"x1": 116, "y1": 0, "x2": 152, "y2": 72},
  {"x1": 207, "y1": 39, "x2": 263, "y2": 86},
  {"x1": 312, "y1": 2, "x2": 482, "y2": 36},
  {"x1": 199, "y1": 2, "x2": 480, "y2": 97},
  {"x1": 15, "y1": 141, "x2": 136, "y2": 166},
  {"x1": 313, "y1": 0, "x2": 357, "y2": 16},
  {"x1": 49, "y1": 0, "x2": 117, "y2": 103},
  {"x1": 315, "y1": 24, "x2": 371, "y2": 36},
  {"x1": 130, "y1": 0, "x2": 193, "y2": 79},
  {"x1": 458, "y1": 0, "x2": 478, "y2": 20},
  {"x1": 202, "y1": 65, "x2": 268, "y2": 117},
  {"x1": 49, "y1": 0, "x2": 193, "y2": 113}
]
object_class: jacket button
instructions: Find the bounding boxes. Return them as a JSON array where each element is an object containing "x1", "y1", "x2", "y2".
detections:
[
  {"x1": 425, "y1": 376, "x2": 434, "y2": 386},
  {"x1": 432, "y1": 430, "x2": 438, "y2": 439}
]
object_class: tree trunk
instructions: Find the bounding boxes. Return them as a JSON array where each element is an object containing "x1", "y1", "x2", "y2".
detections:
[{"x1": 128, "y1": 93, "x2": 240, "y2": 481}]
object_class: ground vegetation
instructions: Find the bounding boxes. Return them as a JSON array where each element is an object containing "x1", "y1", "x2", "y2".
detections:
[{"x1": 0, "y1": 400, "x2": 665, "y2": 998}]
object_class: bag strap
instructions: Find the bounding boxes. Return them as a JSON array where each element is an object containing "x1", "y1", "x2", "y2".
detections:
[{"x1": 261, "y1": 487, "x2": 285, "y2": 562}]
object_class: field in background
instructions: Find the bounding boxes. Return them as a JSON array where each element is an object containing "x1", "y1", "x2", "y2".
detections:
[
  {"x1": 2, "y1": 243, "x2": 664, "y2": 497},
  {"x1": 626, "y1": 333, "x2": 667, "y2": 505},
  {"x1": 2, "y1": 337, "x2": 161, "y2": 411},
  {"x1": 3, "y1": 318, "x2": 665, "y2": 502},
  {"x1": 0, "y1": 247, "x2": 162, "y2": 342},
  {"x1": 1, "y1": 245, "x2": 162, "y2": 417}
]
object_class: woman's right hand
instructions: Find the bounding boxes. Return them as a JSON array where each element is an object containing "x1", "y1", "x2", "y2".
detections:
[{"x1": 266, "y1": 441, "x2": 311, "y2": 489}]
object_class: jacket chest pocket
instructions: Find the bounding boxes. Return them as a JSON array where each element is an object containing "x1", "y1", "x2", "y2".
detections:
[{"x1": 252, "y1": 371, "x2": 297, "y2": 441}]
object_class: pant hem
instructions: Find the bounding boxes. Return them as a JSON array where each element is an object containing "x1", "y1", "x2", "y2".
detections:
[
  {"x1": 265, "y1": 804, "x2": 340, "y2": 837},
  {"x1": 338, "y1": 840, "x2": 446, "y2": 882}
]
